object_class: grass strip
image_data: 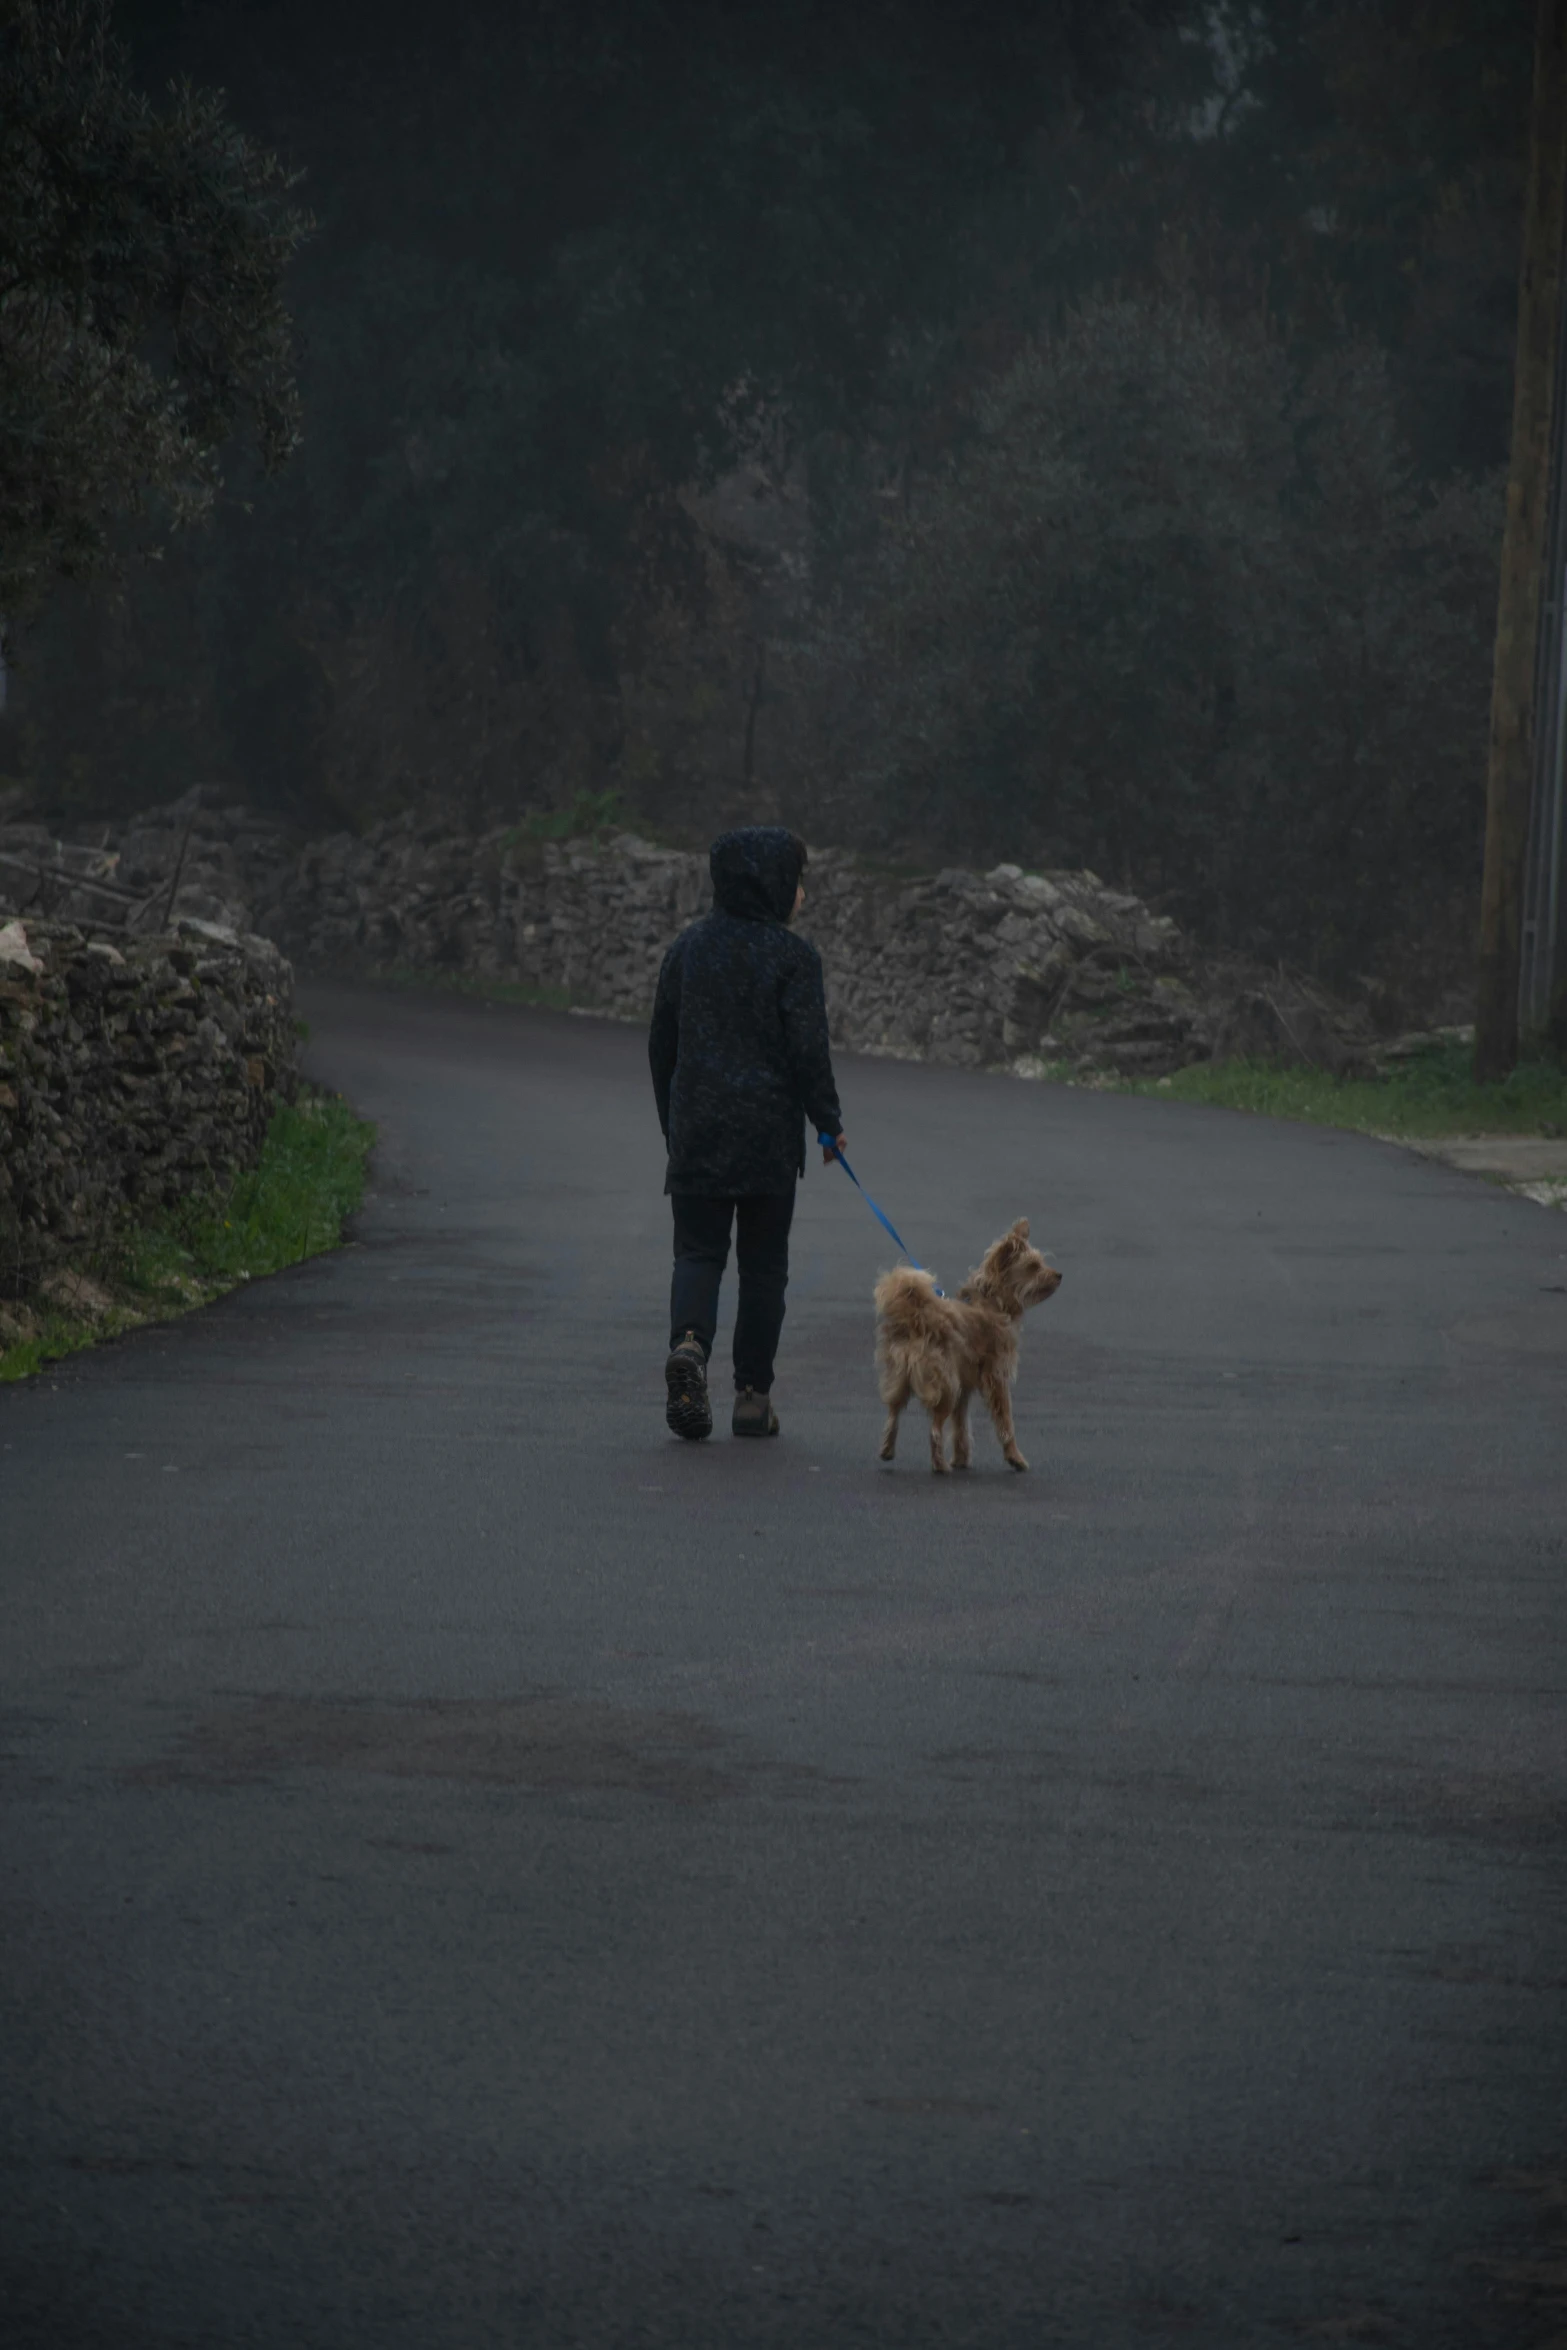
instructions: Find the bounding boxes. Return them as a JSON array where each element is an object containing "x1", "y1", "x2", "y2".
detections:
[
  {"x1": 1114, "y1": 1039, "x2": 1567, "y2": 1139},
  {"x1": 0, "y1": 1087, "x2": 374, "y2": 1383},
  {"x1": 373, "y1": 966, "x2": 575, "y2": 1013}
]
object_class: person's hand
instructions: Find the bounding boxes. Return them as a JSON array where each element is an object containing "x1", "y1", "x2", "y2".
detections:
[{"x1": 822, "y1": 1132, "x2": 846, "y2": 1164}]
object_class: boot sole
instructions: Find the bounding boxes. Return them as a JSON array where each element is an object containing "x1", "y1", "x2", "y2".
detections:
[
  {"x1": 665, "y1": 1354, "x2": 713, "y2": 1441},
  {"x1": 732, "y1": 1411, "x2": 780, "y2": 1439}
]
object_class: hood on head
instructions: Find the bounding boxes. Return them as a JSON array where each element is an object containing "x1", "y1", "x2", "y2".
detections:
[{"x1": 709, "y1": 826, "x2": 803, "y2": 924}]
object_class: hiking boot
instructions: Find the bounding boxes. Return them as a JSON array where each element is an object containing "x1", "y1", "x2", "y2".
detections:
[
  {"x1": 732, "y1": 1386, "x2": 780, "y2": 1439},
  {"x1": 664, "y1": 1334, "x2": 712, "y2": 1440}
]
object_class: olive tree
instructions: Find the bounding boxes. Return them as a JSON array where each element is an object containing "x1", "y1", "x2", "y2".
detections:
[{"x1": 0, "y1": 0, "x2": 307, "y2": 635}]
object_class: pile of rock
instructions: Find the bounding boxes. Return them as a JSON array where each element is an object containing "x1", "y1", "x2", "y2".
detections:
[
  {"x1": 0, "y1": 915, "x2": 295, "y2": 1297},
  {"x1": 803, "y1": 856, "x2": 1201, "y2": 1074},
  {"x1": 806, "y1": 860, "x2": 1377, "y2": 1075}
]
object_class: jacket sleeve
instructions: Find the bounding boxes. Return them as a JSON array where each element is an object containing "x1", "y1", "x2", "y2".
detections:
[
  {"x1": 779, "y1": 940, "x2": 843, "y2": 1140},
  {"x1": 648, "y1": 941, "x2": 681, "y2": 1139}
]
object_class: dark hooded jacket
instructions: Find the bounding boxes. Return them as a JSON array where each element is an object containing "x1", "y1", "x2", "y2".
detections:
[{"x1": 649, "y1": 827, "x2": 843, "y2": 1196}]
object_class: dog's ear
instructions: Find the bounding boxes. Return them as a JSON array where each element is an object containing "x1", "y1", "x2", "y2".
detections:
[{"x1": 1009, "y1": 1217, "x2": 1030, "y2": 1244}]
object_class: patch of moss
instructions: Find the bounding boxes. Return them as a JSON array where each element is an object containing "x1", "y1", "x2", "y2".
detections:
[{"x1": 500, "y1": 788, "x2": 625, "y2": 849}]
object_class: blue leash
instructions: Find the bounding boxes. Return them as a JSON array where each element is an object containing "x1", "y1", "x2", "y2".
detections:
[{"x1": 818, "y1": 1133, "x2": 944, "y2": 1294}]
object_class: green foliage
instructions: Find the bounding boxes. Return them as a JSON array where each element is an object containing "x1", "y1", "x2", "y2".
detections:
[
  {"x1": 2, "y1": 0, "x2": 1176, "y2": 822},
  {"x1": 1122, "y1": 1040, "x2": 1567, "y2": 1140},
  {"x1": 0, "y1": 1089, "x2": 372, "y2": 1382},
  {"x1": 133, "y1": 1088, "x2": 373, "y2": 1285},
  {"x1": 815, "y1": 289, "x2": 1500, "y2": 977},
  {"x1": 0, "y1": 0, "x2": 308, "y2": 627},
  {"x1": 1182, "y1": 1, "x2": 1532, "y2": 477},
  {"x1": 0, "y1": 0, "x2": 1530, "y2": 1006},
  {"x1": 503, "y1": 789, "x2": 625, "y2": 847},
  {"x1": 0, "y1": 1309, "x2": 98, "y2": 1383}
]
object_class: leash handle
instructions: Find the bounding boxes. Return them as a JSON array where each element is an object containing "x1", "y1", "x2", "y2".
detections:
[{"x1": 818, "y1": 1132, "x2": 943, "y2": 1292}]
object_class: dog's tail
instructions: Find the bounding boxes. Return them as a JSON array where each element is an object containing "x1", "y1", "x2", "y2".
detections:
[{"x1": 874, "y1": 1267, "x2": 953, "y2": 1408}]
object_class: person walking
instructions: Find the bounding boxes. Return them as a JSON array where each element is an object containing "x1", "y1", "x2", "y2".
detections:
[{"x1": 649, "y1": 826, "x2": 845, "y2": 1440}]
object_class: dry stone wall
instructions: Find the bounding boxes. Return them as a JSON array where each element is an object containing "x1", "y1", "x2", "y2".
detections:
[
  {"x1": 247, "y1": 816, "x2": 1212, "y2": 1071},
  {"x1": 0, "y1": 788, "x2": 1375, "y2": 1086},
  {"x1": 250, "y1": 814, "x2": 1370, "y2": 1077},
  {"x1": 0, "y1": 915, "x2": 295, "y2": 1298},
  {"x1": 253, "y1": 821, "x2": 1204, "y2": 1068},
  {"x1": 804, "y1": 858, "x2": 1202, "y2": 1075}
]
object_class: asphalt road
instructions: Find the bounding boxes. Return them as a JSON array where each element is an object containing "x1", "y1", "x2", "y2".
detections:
[{"x1": 4, "y1": 981, "x2": 1566, "y2": 2350}]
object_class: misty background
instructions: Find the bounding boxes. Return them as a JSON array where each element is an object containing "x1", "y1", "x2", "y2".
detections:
[{"x1": 0, "y1": 1, "x2": 1531, "y2": 1012}]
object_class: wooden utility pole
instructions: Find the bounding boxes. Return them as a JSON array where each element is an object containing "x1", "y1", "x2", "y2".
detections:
[{"x1": 1476, "y1": 0, "x2": 1567, "y2": 1082}]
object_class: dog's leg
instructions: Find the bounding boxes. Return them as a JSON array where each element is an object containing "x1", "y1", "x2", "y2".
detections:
[
  {"x1": 928, "y1": 1405, "x2": 952, "y2": 1475},
  {"x1": 878, "y1": 1378, "x2": 910, "y2": 1463},
  {"x1": 981, "y1": 1371, "x2": 1028, "y2": 1472},
  {"x1": 951, "y1": 1389, "x2": 973, "y2": 1471}
]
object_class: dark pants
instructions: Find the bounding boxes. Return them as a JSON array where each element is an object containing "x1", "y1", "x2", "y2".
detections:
[{"x1": 670, "y1": 1191, "x2": 796, "y2": 1393}]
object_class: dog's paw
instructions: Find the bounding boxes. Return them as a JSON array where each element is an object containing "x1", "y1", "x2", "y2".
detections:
[{"x1": 1005, "y1": 1451, "x2": 1029, "y2": 1473}]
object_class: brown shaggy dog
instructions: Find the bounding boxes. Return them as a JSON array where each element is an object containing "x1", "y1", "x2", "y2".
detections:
[{"x1": 875, "y1": 1219, "x2": 1062, "y2": 1474}]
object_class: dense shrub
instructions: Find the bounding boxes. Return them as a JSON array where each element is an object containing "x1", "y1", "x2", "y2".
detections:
[{"x1": 804, "y1": 292, "x2": 1500, "y2": 978}]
